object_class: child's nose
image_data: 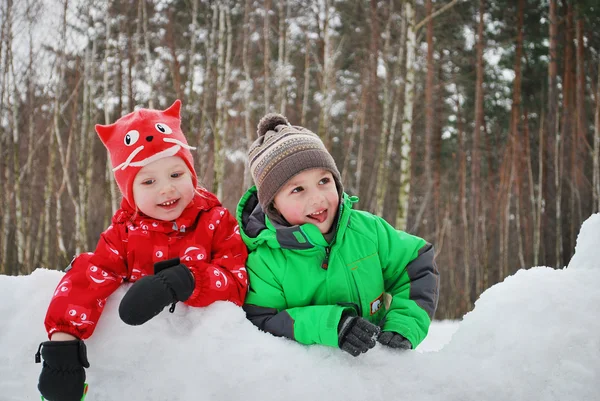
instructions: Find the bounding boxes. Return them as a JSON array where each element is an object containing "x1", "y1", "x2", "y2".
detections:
[{"x1": 160, "y1": 183, "x2": 175, "y2": 194}]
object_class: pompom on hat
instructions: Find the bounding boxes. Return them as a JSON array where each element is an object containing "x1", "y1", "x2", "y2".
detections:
[
  {"x1": 96, "y1": 100, "x2": 197, "y2": 208},
  {"x1": 248, "y1": 113, "x2": 342, "y2": 218}
]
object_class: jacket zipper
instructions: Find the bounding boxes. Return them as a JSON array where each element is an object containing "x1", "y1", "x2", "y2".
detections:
[{"x1": 321, "y1": 247, "x2": 330, "y2": 269}]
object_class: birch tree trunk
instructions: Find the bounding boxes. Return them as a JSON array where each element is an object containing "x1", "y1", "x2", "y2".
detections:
[{"x1": 396, "y1": 0, "x2": 415, "y2": 231}]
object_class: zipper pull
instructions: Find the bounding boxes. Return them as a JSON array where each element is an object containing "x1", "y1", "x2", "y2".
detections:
[{"x1": 321, "y1": 247, "x2": 330, "y2": 270}]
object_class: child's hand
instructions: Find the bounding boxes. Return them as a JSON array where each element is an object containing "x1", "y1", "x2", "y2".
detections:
[
  {"x1": 378, "y1": 331, "x2": 412, "y2": 350},
  {"x1": 36, "y1": 339, "x2": 90, "y2": 401},
  {"x1": 119, "y1": 258, "x2": 195, "y2": 326},
  {"x1": 337, "y1": 315, "x2": 381, "y2": 357}
]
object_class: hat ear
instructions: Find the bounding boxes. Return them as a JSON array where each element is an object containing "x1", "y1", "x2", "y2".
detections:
[
  {"x1": 164, "y1": 99, "x2": 182, "y2": 119},
  {"x1": 95, "y1": 123, "x2": 116, "y2": 146}
]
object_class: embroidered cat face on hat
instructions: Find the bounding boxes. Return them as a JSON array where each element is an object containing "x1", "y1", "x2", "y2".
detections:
[{"x1": 95, "y1": 100, "x2": 197, "y2": 208}]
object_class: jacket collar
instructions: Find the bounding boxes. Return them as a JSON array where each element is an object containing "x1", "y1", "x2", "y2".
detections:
[{"x1": 237, "y1": 186, "x2": 357, "y2": 250}]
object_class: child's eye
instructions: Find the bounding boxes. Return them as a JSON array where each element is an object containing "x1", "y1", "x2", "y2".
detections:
[
  {"x1": 171, "y1": 172, "x2": 183, "y2": 178},
  {"x1": 142, "y1": 179, "x2": 154, "y2": 185},
  {"x1": 319, "y1": 177, "x2": 331, "y2": 185},
  {"x1": 291, "y1": 186, "x2": 304, "y2": 194}
]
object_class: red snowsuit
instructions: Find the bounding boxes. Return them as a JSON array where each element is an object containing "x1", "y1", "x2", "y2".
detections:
[{"x1": 44, "y1": 188, "x2": 248, "y2": 340}]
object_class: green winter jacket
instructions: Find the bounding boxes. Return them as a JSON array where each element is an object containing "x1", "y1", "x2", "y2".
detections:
[{"x1": 237, "y1": 186, "x2": 439, "y2": 349}]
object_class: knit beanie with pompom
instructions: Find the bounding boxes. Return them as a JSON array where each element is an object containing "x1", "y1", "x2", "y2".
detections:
[{"x1": 248, "y1": 113, "x2": 342, "y2": 221}]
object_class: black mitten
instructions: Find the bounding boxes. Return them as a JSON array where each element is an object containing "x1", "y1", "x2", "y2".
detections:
[
  {"x1": 378, "y1": 331, "x2": 412, "y2": 350},
  {"x1": 36, "y1": 339, "x2": 90, "y2": 401},
  {"x1": 119, "y1": 257, "x2": 195, "y2": 326},
  {"x1": 337, "y1": 315, "x2": 381, "y2": 357}
]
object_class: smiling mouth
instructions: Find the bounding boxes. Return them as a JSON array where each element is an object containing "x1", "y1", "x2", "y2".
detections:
[
  {"x1": 159, "y1": 199, "x2": 179, "y2": 208},
  {"x1": 307, "y1": 209, "x2": 328, "y2": 223}
]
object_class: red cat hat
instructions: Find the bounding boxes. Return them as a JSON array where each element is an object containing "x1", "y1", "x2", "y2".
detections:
[{"x1": 95, "y1": 100, "x2": 197, "y2": 208}]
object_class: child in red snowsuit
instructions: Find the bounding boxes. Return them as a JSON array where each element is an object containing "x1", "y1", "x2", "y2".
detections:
[{"x1": 35, "y1": 100, "x2": 248, "y2": 401}]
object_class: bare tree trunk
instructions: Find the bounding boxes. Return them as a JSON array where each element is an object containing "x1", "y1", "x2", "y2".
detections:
[
  {"x1": 166, "y1": 9, "x2": 184, "y2": 102},
  {"x1": 213, "y1": 3, "x2": 232, "y2": 199},
  {"x1": 104, "y1": 6, "x2": 118, "y2": 214},
  {"x1": 594, "y1": 65, "x2": 600, "y2": 212},
  {"x1": 0, "y1": 0, "x2": 9, "y2": 273},
  {"x1": 453, "y1": 81, "x2": 470, "y2": 310},
  {"x1": 472, "y1": 0, "x2": 485, "y2": 277},
  {"x1": 141, "y1": 0, "x2": 154, "y2": 108},
  {"x1": 510, "y1": 0, "x2": 525, "y2": 270},
  {"x1": 375, "y1": 0, "x2": 394, "y2": 217},
  {"x1": 187, "y1": 0, "x2": 199, "y2": 133},
  {"x1": 545, "y1": 0, "x2": 559, "y2": 267},
  {"x1": 76, "y1": 41, "x2": 94, "y2": 254},
  {"x1": 10, "y1": 71, "x2": 24, "y2": 271},
  {"x1": 301, "y1": 34, "x2": 310, "y2": 126},
  {"x1": 213, "y1": 4, "x2": 226, "y2": 197},
  {"x1": 44, "y1": 0, "x2": 69, "y2": 269},
  {"x1": 534, "y1": 107, "x2": 544, "y2": 265},
  {"x1": 396, "y1": 0, "x2": 415, "y2": 230},
  {"x1": 575, "y1": 14, "x2": 587, "y2": 219},
  {"x1": 242, "y1": 0, "x2": 254, "y2": 189},
  {"x1": 263, "y1": 0, "x2": 272, "y2": 112},
  {"x1": 382, "y1": 8, "x2": 407, "y2": 224},
  {"x1": 317, "y1": 0, "x2": 335, "y2": 148},
  {"x1": 423, "y1": 0, "x2": 435, "y2": 234},
  {"x1": 276, "y1": 0, "x2": 288, "y2": 114},
  {"x1": 199, "y1": 3, "x2": 218, "y2": 184}
]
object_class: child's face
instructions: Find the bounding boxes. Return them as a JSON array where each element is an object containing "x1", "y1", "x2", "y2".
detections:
[
  {"x1": 273, "y1": 168, "x2": 339, "y2": 234},
  {"x1": 132, "y1": 156, "x2": 195, "y2": 221}
]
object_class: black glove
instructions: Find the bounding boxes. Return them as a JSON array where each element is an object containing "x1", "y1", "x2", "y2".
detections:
[
  {"x1": 378, "y1": 331, "x2": 412, "y2": 350},
  {"x1": 119, "y1": 257, "x2": 195, "y2": 326},
  {"x1": 337, "y1": 315, "x2": 381, "y2": 357},
  {"x1": 35, "y1": 339, "x2": 90, "y2": 401}
]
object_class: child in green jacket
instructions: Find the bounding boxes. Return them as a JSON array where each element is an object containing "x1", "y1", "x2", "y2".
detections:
[{"x1": 237, "y1": 113, "x2": 439, "y2": 357}]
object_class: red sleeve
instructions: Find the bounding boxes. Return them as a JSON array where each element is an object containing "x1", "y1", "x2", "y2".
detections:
[
  {"x1": 44, "y1": 224, "x2": 128, "y2": 340},
  {"x1": 184, "y1": 208, "x2": 248, "y2": 307}
]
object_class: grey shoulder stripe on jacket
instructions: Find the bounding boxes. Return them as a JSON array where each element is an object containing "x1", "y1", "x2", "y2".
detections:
[
  {"x1": 242, "y1": 304, "x2": 296, "y2": 340},
  {"x1": 407, "y1": 243, "x2": 440, "y2": 319}
]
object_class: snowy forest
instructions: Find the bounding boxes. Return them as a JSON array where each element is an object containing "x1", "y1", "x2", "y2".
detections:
[{"x1": 0, "y1": 0, "x2": 599, "y2": 320}]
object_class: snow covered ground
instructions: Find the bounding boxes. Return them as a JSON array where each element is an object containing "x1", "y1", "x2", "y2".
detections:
[{"x1": 1, "y1": 214, "x2": 598, "y2": 401}]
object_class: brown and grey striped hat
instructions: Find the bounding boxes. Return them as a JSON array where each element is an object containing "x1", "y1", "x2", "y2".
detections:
[{"x1": 248, "y1": 113, "x2": 342, "y2": 213}]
